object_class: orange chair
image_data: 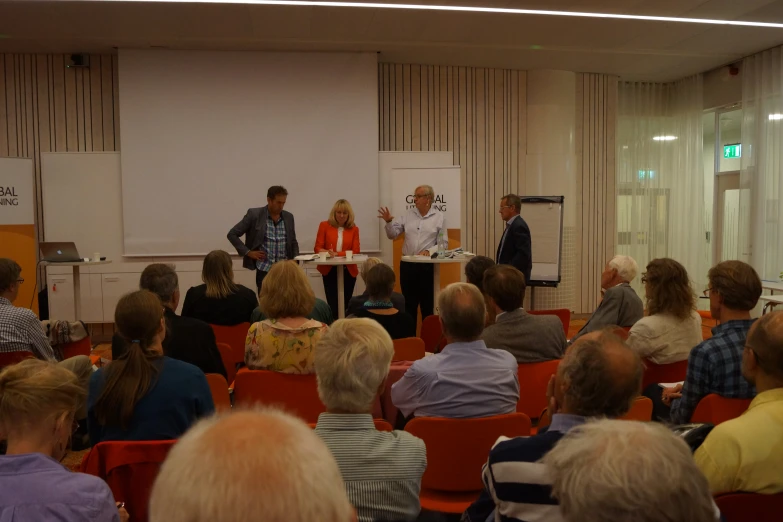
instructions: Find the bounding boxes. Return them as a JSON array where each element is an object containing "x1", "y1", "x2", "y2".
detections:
[
  {"x1": 690, "y1": 394, "x2": 752, "y2": 425},
  {"x1": 59, "y1": 336, "x2": 92, "y2": 359},
  {"x1": 420, "y1": 315, "x2": 447, "y2": 352},
  {"x1": 392, "y1": 337, "x2": 426, "y2": 361},
  {"x1": 81, "y1": 440, "x2": 177, "y2": 522},
  {"x1": 216, "y1": 342, "x2": 237, "y2": 385},
  {"x1": 527, "y1": 309, "x2": 570, "y2": 337},
  {"x1": 715, "y1": 492, "x2": 783, "y2": 522},
  {"x1": 210, "y1": 323, "x2": 250, "y2": 365},
  {"x1": 0, "y1": 351, "x2": 34, "y2": 368},
  {"x1": 233, "y1": 368, "x2": 325, "y2": 423},
  {"x1": 405, "y1": 413, "x2": 531, "y2": 513},
  {"x1": 641, "y1": 358, "x2": 688, "y2": 389},
  {"x1": 516, "y1": 359, "x2": 561, "y2": 419},
  {"x1": 205, "y1": 373, "x2": 231, "y2": 412}
]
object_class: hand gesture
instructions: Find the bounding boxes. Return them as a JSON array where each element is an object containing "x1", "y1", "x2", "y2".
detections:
[
  {"x1": 327, "y1": 250, "x2": 337, "y2": 258},
  {"x1": 377, "y1": 207, "x2": 393, "y2": 223},
  {"x1": 247, "y1": 250, "x2": 266, "y2": 261},
  {"x1": 661, "y1": 384, "x2": 683, "y2": 406}
]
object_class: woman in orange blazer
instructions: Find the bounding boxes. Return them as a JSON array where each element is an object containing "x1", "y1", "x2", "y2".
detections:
[{"x1": 314, "y1": 199, "x2": 360, "y2": 319}]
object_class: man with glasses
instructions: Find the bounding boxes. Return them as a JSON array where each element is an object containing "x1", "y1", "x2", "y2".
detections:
[{"x1": 496, "y1": 194, "x2": 532, "y2": 287}]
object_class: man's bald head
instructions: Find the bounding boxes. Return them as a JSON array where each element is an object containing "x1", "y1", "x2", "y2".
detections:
[
  {"x1": 438, "y1": 282, "x2": 487, "y2": 342},
  {"x1": 557, "y1": 329, "x2": 643, "y2": 418},
  {"x1": 149, "y1": 409, "x2": 354, "y2": 522},
  {"x1": 745, "y1": 311, "x2": 783, "y2": 384}
]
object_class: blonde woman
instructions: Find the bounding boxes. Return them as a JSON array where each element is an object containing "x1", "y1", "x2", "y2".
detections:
[
  {"x1": 245, "y1": 261, "x2": 328, "y2": 373},
  {"x1": 182, "y1": 250, "x2": 257, "y2": 325},
  {"x1": 314, "y1": 199, "x2": 361, "y2": 319},
  {"x1": 0, "y1": 359, "x2": 128, "y2": 521}
]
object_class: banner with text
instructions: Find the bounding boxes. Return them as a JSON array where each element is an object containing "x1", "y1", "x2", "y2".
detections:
[{"x1": 389, "y1": 167, "x2": 462, "y2": 228}]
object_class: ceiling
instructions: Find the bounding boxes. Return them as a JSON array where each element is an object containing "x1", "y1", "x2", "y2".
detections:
[{"x1": 2, "y1": 0, "x2": 783, "y2": 80}]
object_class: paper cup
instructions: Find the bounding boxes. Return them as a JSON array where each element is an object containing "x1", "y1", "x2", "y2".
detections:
[
  {"x1": 345, "y1": 250, "x2": 353, "y2": 260},
  {"x1": 93, "y1": 252, "x2": 101, "y2": 261},
  {"x1": 318, "y1": 252, "x2": 328, "y2": 261}
]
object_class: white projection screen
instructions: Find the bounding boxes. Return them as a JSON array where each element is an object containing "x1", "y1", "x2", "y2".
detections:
[{"x1": 118, "y1": 50, "x2": 379, "y2": 255}]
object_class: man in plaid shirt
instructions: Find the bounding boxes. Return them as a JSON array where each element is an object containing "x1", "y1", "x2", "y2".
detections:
[{"x1": 650, "y1": 260, "x2": 762, "y2": 423}]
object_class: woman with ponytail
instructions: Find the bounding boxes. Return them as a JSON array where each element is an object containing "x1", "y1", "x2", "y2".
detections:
[{"x1": 88, "y1": 290, "x2": 214, "y2": 445}]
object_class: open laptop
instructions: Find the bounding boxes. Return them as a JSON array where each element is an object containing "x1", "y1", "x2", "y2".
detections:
[{"x1": 39, "y1": 242, "x2": 83, "y2": 263}]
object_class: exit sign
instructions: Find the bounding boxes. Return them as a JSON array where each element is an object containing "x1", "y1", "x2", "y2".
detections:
[{"x1": 724, "y1": 144, "x2": 741, "y2": 158}]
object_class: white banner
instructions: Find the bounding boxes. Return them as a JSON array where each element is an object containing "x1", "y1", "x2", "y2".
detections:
[
  {"x1": 0, "y1": 158, "x2": 34, "y2": 225},
  {"x1": 389, "y1": 167, "x2": 462, "y2": 227}
]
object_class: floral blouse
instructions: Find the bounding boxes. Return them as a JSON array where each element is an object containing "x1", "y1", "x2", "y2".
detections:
[{"x1": 244, "y1": 319, "x2": 328, "y2": 374}]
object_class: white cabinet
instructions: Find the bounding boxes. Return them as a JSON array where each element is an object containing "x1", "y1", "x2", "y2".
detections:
[
  {"x1": 101, "y1": 273, "x2": 140, "y2": 321},
  {"x1": 46, "y1": 271, "x2": 104, "y2": 322}
]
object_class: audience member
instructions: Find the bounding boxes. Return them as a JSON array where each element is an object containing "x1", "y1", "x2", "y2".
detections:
[
  {"x1": 651, "y1": 260, "x2": 761, "y2": 423},
  {"x1": 0, "y1": 359, "x2": 127, "y2": 521},
  {"x1": 347, "y1": 257, "x2": 405, "y2": 316},
  {"x1": 251, "y1": 295, "x2": 333, "y2": 325},
  {"x1": 314, "y1": 318, "x2": 426, "y2": 522},
  {"x1": 181, "y1": 250, "x2": 257, "y2": 325},
  {"x1": 464, "y1": 330, "x2": 643, "y2": 522},
  {"x1": 0, "y1": 258, "x2": 92, "y2": 437},
  {"x1": 571, "y1": 255, "x2": 644, "y2": 341},
  {"x1": 544, "y1": 420, "x2": 718, "y2": 522},
  {"x1": 111, "y1": 263, "x2": 226, "y2": 379},
  {"x1": 149, "y1": 409, "x2": 355, "y2": 522},
  {"x1": 480, "y1": 265, "x2": 565, "y2": 363},
  {"x1": 89, "y1": 290, "x2": 214, "y2": 445},
  {"x1": 627, "y1": 258, "x2": 701, "y2": 364},
  {"x1": 391, "y1": 283, "x2": 519, "y2": 419},
  {"x1": 245, "y1": 261, "x2": 328, "y2": 373},
  {"x1": 350, "y1": 264, "x2": 416, "y2": 340},
  {"x1": 464, "y1": 255, "x2": 497, "y2": 325},
  {"x1": 695, "y1": 311, "x2": 783, "y2": 495}
]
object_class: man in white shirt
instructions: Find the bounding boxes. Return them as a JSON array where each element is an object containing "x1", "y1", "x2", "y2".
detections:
[{"x1": 378, "y1": 185, "x2": 446, "y2": 319}]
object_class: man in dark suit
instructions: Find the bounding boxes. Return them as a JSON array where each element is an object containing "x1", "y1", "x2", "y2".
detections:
[
  {"x1": 227, "y1": 185, "x2": 300, "y2": 291},
  {"x1": 496, "y1": 193, "x2": 532, "y2": 285}
]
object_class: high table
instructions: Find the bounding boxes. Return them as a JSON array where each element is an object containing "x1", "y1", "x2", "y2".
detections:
[
  {"x1": 400, "y1": 255, "x2": 470, "y2": 313},
  {"x1": 42, "y1": 260, "x2": 111, "y2": 320},
  {"x1": 304, "y1": 255, "x2": 367, "y2": 319},
  {"x1": 760, "y1": 295, "x2": 783, "y2": 314},
  {"x1": 762, "y1": 280, "x2": 783, "y2": 294}
]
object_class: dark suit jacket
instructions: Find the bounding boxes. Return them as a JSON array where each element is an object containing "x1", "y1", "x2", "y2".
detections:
[
  {"x1": 227, "y1": 206, "x2": 300, "y2": 271},
  {"x1": 181, "y1": 284, "x2": 258, "y2": 326},
  {"x1": 496, "y1": 214, "x2": 533, "y2": 284},
  {"x1": 346, "y1": 291, "x2": 406, "y2": 317},
  {"x1": 111, "y1": 308, "x2": 227, "y2": 379},
  {"x1": 572, "y1": 282, "x2": 644, "y2": 341}
]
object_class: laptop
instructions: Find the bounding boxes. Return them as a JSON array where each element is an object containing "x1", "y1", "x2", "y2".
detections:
[{"x1": 39, "y1": 242, "x2": 83, "y2": 263}]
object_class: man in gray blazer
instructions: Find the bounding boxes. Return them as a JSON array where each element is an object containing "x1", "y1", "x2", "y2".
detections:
[
  {"x1": 571, "y1": 255, "x2": 644, "y2": 342},
  {"x1": 480, "y1": 265, "x2": 566, "y2": 363},
  {"x1": 227, "y1": 185, "x2": 299, "y2": 291}
]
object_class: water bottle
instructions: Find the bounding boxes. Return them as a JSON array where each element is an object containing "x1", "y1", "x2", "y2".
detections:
[{"x1": 437, "y1": 229, "x2": 446, "y2": 259}]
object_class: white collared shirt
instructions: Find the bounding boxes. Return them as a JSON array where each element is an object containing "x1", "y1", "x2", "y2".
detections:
[
  {"x1": 385, "y1": 207, "x2": 446, "y2": 256},
  {"x1": 336, "y1": 227, "x2": 344, "y2": 252}
]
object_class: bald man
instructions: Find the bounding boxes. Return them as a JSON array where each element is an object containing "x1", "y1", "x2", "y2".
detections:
[
  {"x1": 463, "y1": 329, "x2": 644, "y2": 522},
  {"x1": 694, "y1": 311, "x2": 783, "y2": 495},
  {"x1": 149, "y1": 410, "x2": 355, "y2": 522}
]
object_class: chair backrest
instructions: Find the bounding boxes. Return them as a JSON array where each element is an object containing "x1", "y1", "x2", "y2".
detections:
[
  {"x1": 516, "y1": 359, "x2": 562, "y2": 419},
  {"x1": 392, "y1": 337, "x2": 426, "y2": 361},
  {"x1": 60, "y1": 337, "x2": 91, "y2": 359},
  {"x1": 210, "y1": 323, "x2": 250, "y2": 365},
  {"x1": 715, "y1": 492, "x2": 783, "y2": 522},
  {"x1": 215, "y1": 342, "x2": 237, "y2": 384},
  {"x1": 420, "y1": 314, "x2": 447, "y2": 352},
  {"x1": 80, "y1": 440, "x2": 177, "y2": 522},
  {"x1": 641, "y1": 358, "x2": 688, "y2": 389},
  {"x1": 0, "y1": 351, "x2": 34, "y2": 368},
  {"x1": 527, "y1": 309, "x2": 570, "y2": 337},
  {"x1": 205, "y1": 373, "x2": 231, "y2": 412},
  {"x1": 405, "y1": 413, "x2": 531, "y2": 492},
  {"x1": 620, "y1": 396, "x2": 653, "y2": 421},
  {"x1": 233, "y1": 368, "x2": 325, "y2": 423},
  {"x1": 691, "y1": 394, "x2": 752, "y2": 425}
]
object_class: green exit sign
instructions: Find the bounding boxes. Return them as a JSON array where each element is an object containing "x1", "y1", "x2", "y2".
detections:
[{"x1": 724, "y1": 144, "x2": 741, "y2": 158}]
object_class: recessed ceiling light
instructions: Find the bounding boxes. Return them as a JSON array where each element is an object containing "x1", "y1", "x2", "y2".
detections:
[
  {"x1": 769, "y1": 114, "x2": 783, "y2": 121},
  {"x1": 652, "y1": 136, "x2": 678, "y2": 141},
  {"x1": 77, "y1": 0, "x2": 783, "y2": 29}
]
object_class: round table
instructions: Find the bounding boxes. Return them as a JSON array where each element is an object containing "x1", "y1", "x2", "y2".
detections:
[
  {"x1": 400, "y1": 255, "x2": 472, "y2": 313},
  {"x1": 304, "y1": 255, "x2": 368, "y2": 319}
]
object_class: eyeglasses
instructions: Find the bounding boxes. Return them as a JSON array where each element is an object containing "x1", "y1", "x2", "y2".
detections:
[{"x1": 702, "y1": 287, "x2": 714, "y2": 297}]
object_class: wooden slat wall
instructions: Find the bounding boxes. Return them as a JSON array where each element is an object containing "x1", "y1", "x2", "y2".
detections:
[
  {"x1": 575, "y1": 73, "x2": 618, "y2": 312},
  {"x1": 379, "y1": 63, "x2": 526, "y2": 256}
]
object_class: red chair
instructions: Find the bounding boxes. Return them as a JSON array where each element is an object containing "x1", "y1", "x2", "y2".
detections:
[
  {"x1": 405, "y1": 413, "x2": 531, "y2": 513},
  {"x1": 60, "y1": 336, "x2": 91, "y2": 359},
  {"x1": 210, "y1": 323, "x2": 250, "y2": 365},
  {"x1": 527, "y1": 309, "x2": 570, "y2": 337},
  {"x1": 215, "y1": 342, "x2": 237, "y2": 385},
  {"x1": 233, "y1": 368, "x2": 325, "y2": 423},
  {"x1": 80, "y1": 440, "x2": 177, "y2": 522},
  {"x1": 690, "y1": 394, "x2": 752, "y2": 425},
  {"x1": 420, "y1": 315, "x2": 447, "y2": 352},
  {"x1": 715, "y1": 492, "x2": 783, "y2": 522},
  {"x1": 0, "y1": 351, "x2": 34, "y2": 368},
  {"x1": 205, "y1": 373, "x2": 231, "y2": 412},
  {"x1": 516, "y1": 359, "x2": 561, "y2": 419},
  {"x1": 392, "y1": 337, "x2": 426, "y2": 361},
  {"x1": 641, "y1": 358, "x2": 688, "y2": 389}
]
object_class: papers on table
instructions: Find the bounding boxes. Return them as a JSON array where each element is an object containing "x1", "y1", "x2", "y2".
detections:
[{"x1": 294, "y1": 254, "x2": 319, "y2": 261}]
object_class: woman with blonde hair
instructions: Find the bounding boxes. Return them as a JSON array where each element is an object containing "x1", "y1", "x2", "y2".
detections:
[
  {"x1": 89, "y1": 290, "x2": 214, "y2": 445},
  {"x1": 314, "y1": 199, "x2": 360, "y2": 319},
  {"x1": 245, "y1": 261, "x2": 328, "y2": 373},
  {"x1": 0, "y1": 359, "x2": 127, "y2": 520},
  {"x1": 182, "y1": 250, "x2": 257, "y2": 325}
]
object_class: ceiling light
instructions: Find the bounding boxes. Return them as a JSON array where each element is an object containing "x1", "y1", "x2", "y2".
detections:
[
  {"x1": 769, "y1": 114, "x2": 783, "y2": 121},
  {"x1": 653, "y1": 136, "x2": 677, "y2": 141},
  {"x1": 74, "y1": 0, "x2": 783, "y2": 29}
]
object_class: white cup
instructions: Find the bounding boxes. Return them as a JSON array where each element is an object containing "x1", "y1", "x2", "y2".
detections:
[
  {"x1": 92, "y1": 252, "x2": 101, "y2": 262},
  {"x1": 345, "y1": 250, "x2": 353, "y2": 260},
  {"x1": 318, "y1": 251, "x2": 328, "y2": 261}
]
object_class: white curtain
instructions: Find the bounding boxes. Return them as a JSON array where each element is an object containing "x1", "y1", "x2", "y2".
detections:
[
  {"x1": 616, "y1": 76, "x2": 710, "y2": 296},
  {"x1": 741, "y1": 47, "x2": 783, "y2": 281}
]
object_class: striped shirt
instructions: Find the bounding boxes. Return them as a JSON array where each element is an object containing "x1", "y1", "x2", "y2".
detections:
[
  {"x1": 256, "y1": 215, "x2": 287, "y2": 273},
  {"x1": 315, "y1": 413, "x2": 427, "y2": 522},
  {"x1": 0, "y1": 297, "x2": 55, "y2": 361}
]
